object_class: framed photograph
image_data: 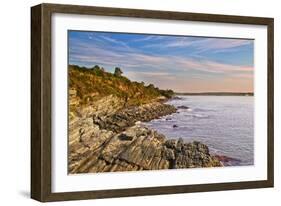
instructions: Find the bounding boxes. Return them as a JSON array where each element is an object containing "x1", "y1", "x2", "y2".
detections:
[{"x1": 31, "y1": 3, "x2": 274, "y2": 202}]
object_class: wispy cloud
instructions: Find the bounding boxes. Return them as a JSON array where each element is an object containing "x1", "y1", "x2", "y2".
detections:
[
  {"x1": 143, "y1": 37, "x2": 252, "y2": 54},
  {"x1": 192, "y1": 38, "x2": 252, "y2": 53},
  {"x1": 131, "y1": 35, "x2": 165, "y2": 42},
  {"x1": 68, "y1": 31, "x2": 254, "y2": 92},
  {"x1": 98, "y1": 35, "x2": 131, "y2": 50},
  {"x1": 175, "y1": 57, "x2": 253, "y2": 74},
  {"x1": 142, "y1": 37, "x2": 193, "y2": 48},
  {"x1": 70, "y1": 38, "x2": 253, "y2": 75}
]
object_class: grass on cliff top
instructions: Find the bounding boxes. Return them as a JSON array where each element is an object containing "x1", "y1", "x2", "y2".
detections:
[{"x1": 69, "y1": 65, "x2": 174, "y2": 107}]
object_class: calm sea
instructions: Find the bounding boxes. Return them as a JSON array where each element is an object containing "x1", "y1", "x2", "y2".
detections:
[{"x1": 145, "y1": 95, "x2": 254, "y2": 166}]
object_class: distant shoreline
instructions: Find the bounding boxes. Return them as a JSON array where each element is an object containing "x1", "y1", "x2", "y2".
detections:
[{"x1": 175, "y1": 92, "x2": 254, "y2": 96}]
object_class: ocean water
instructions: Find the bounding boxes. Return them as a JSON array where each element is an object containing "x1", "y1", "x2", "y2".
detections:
[{"x1": 145, "y1": 95, "x2": 254, "y2": 166}]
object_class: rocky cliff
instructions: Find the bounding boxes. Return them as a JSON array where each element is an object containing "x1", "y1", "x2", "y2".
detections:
[
  {"x1": 68, "y1": 95, "x2": 222, "y2": 174},
  {"x1": 68, "y1": 65, "x2": 222, "y2": 173}
]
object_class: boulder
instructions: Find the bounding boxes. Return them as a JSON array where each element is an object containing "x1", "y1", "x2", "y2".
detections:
[
  {"x1": 176, "y1": 137, "x2": 184, "y2": 152},
  {"x1": 163, "y1": 148, "x2": 175, "y2": 160},
  {"x1": 177, "y1": 105, "x2": 189, "y2": 109},
  {"x1": 214, "y1": 155, "x2": 241, "y2": 166},
  {"x1": 171, "y1": 96, "x2": 183, "y2": 100},
  {"x1": 164, "y1": 139, "x2": 177, "y2": 149}
]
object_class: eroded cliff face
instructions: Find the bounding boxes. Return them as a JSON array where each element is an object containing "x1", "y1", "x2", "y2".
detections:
[{"x1": 68, "y1": 95, "x2": 222, "y2": 174}]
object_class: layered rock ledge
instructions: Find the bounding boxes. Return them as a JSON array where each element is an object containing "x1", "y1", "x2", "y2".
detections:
[{"x1": 68, "y1": 96, "x2": 222, "y2": 174}]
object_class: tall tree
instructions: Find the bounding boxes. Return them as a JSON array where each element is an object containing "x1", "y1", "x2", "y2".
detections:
[{"x1": 114, "y1": 67, "x2": 123, "y2": 77}]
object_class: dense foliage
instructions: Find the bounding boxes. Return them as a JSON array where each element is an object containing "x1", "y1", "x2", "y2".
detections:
[{"x1": 69, "y1": 65, "x2": 174, "y2": 106}]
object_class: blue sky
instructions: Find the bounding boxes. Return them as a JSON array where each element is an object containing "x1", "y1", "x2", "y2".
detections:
[{"x1": 68, "y1": 31, "x2": 254, "y2": 92}]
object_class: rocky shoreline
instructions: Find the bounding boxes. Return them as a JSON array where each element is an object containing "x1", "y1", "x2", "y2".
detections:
[
  {"x1": 68, "y1": 95, "x2": 222, "y2": 174},
  {"x1": 92, "y1": 102, "x2": 177, "y2": 133}
]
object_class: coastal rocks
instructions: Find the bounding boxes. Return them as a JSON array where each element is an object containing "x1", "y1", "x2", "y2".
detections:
[
  {"x1": 79, "y1": 95, "x2": 125, "y2": 119},
  {"x1": 171, "y1": 96, "x2": 183, "y2": 100},
  {"x1": 176, "y1": 138, "x2": 184, "y2": 151},
  {"x1": 69, "y1": 124, "x2": 222, "y2": 174},
  {"x1": 118, "y1": 133, "x2": 134, "y2": 141},
  {"x1": 176, "y1": 141, "x2": 215, "y2": 168},
  {"x1": 68, "y1": 96, "x2": 222, "y2": 174},
  {"x1": 163, "y1": 148, "x2": 175, "y2": 160},
  {"x1": 69, "y1": 125, "x2": 166, "y2": 173},
  {"x1": 164, "y1": 139, "x2": 177, "y2": 149},
  {"x1": 163, "y1": 139, "x2": 221, "y2": 169},
  {"x1": 177, "y1": 105, "x2": 189, "y2": 109},
  {"x1": 214, "y1": 155, "x2": 241, "y2": 166},
  {"x1": 94, "y1": 102, "x2": 177, "y2": 132}
]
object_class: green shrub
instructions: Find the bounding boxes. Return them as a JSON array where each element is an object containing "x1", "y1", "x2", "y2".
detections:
[{"x1": 68, "y1": 65, "x2": 174, "y2": 107}]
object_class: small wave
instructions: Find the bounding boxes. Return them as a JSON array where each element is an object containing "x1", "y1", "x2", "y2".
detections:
[
  {"x1": 182, "y1": 113, "x2": 209, "y2": 119},
  {"x1": 193, "y1": 108, "x2": 212, "y2": 112},
  {"x1": 193, "y1": 114, "x2": 209, "y2": 118}
]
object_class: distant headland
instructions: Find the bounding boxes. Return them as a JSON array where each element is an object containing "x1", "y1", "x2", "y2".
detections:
[{"x1": 175, "y1": 92, "x2": 254, "y2": 96}]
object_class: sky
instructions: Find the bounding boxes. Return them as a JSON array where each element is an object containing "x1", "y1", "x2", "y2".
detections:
[{"x1": 68, "y1": 31, "x2": 254, "y2": 93}]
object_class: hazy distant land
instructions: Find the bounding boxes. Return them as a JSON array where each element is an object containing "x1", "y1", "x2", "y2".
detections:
[{"x1": 175, "y1": 92, "x2": 254, "y2": 96}]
